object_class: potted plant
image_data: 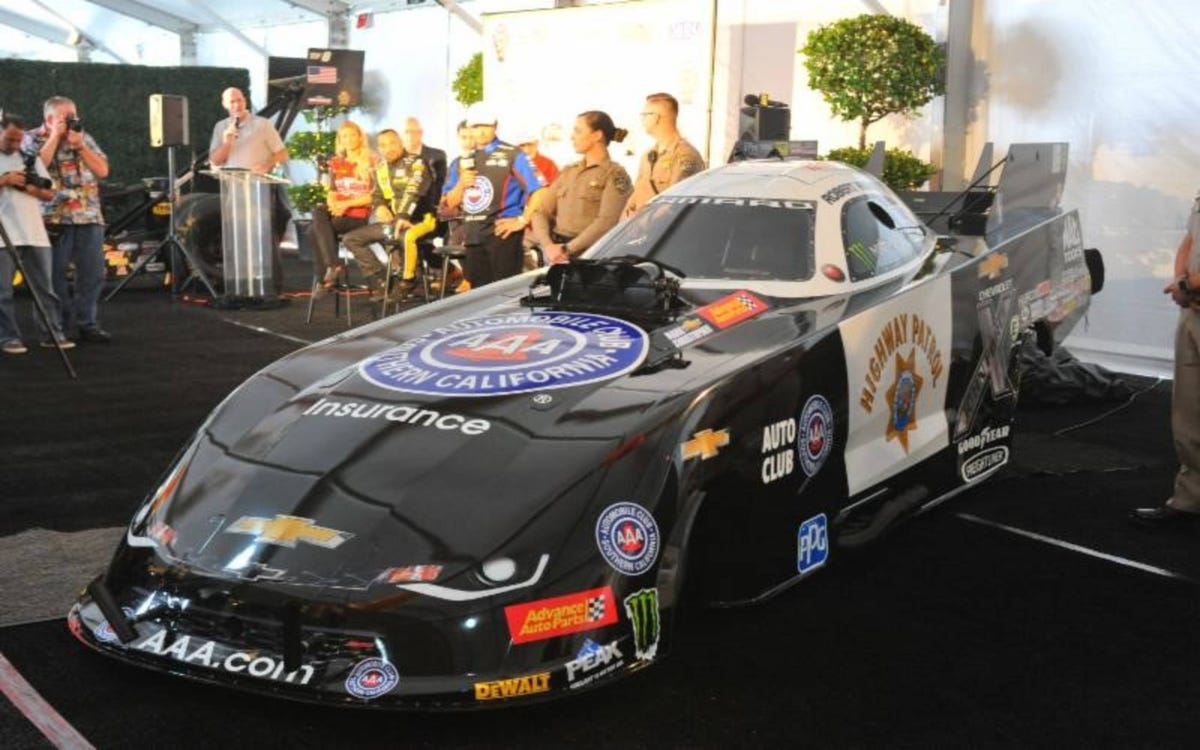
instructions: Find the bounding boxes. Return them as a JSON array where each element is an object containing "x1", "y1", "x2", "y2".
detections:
[{"x1": 801, "y1": 13, "x2": 944, "y2": 190}]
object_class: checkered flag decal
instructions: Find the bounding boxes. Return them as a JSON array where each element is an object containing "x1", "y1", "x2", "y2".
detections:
[
  {"x1": 587, "y1": 594, "x2": 606, "y2": 621},
  {"x1": 736, "y1": 294, "x2": 757, "y2": 310}
]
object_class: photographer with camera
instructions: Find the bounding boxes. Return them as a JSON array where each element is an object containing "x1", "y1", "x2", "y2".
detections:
[
  {"x1": 22, "y1": 95, "x2": 111, "y2": 343},
  {"x1": 0, "y1": 114, "x2": 73, "y2": 355}
]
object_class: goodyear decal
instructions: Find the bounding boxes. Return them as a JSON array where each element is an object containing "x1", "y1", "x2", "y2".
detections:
[{"x1": 359, "y1": 312, "x2": 648, "y2": 397}]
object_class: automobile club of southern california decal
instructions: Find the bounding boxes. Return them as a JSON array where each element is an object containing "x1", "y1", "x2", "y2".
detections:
[
  {"x1": 595, "y1": 502, "x2": 660, "y2": 575},
  {"x1": 359, "y1": 312, "x2": 648, "y2": 397}
]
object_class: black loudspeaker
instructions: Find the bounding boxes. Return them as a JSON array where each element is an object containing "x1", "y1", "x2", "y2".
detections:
[
  {"x1": 149, "y1": 94, "x2": 189, "y2": 147},
  {"x1": 739, "y1": 105, "x2": 790, "y2": 142}
]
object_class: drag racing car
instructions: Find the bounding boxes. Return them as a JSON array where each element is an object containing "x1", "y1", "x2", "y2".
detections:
[{"x1": 69, "y1": 143, "x2": 1102, "y2": 708}]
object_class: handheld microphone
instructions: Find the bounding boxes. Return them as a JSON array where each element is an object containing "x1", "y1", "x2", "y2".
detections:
[{"x1": 646, "y1": 150, "x2": 659, "y2": 168}]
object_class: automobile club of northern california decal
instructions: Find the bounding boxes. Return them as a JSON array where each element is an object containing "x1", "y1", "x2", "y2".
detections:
[
  {"x1": 359, "y1": 312, "x2": 648, "y2": 397},
  {"x1": 595, "y1": 502, "x2": 660, "y2": 575}
]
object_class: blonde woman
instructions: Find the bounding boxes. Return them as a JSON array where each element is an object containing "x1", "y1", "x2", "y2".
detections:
[{"x1": 308, "y1": 120, "x2": 375, "y2": 290}]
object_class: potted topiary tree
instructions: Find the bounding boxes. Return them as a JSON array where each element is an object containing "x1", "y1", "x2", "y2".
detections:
[
  {"x1": 801, "y1": 13, "x2": 944, "y2": 189},
  {"x1": 452, "y1": 52, "x2": 483, "y2": 106}
]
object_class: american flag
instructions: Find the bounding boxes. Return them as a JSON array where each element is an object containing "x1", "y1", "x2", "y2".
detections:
[{"x1": 307, "y1": 65, "x2": 337, "y2": 85}]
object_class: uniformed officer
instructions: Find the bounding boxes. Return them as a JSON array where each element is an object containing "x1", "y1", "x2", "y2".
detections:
[
  {"x1": 622, "y1": 92, "x2": 705, "y2": 218},
  {"x1": 342, "y1": 127, "x2": 435, "y2": 300},
  {"x1": 531, "y1": 111, "x2": 633, "y2": 264},
  {"x1": 441, "y1": 103, "x2": 546, "y2": 288},
  {"x1": 1132, "y1": 195, "x2": 1200, "y2": 527}
]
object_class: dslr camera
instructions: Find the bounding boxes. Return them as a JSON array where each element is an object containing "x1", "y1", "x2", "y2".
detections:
[
  {"x1": 22, "y1": 153, "x2": 53, "y2": 190},
  {"x1": 66, "y1": 117, "x2": 83, "y2": 133}
]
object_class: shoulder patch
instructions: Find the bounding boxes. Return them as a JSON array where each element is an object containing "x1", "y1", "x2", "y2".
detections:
[{"x1": 613, "y1": 170, "x2": 632, "y2": 194}]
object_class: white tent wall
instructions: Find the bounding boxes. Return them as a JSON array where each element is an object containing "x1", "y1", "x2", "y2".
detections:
[
  {"x1": 2, "y1": 0, "x2": 181, "y2": 66},
  {"x1": 967, "y1": 0, "x2": 1200, "y2": 376}
]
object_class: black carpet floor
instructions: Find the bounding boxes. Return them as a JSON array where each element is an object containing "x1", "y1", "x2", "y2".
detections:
[{"x1": 1, "y1": 270, "x2": 1198, "y2": 748}]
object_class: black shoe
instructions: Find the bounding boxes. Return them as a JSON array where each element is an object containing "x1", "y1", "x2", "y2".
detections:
[
  {"x1": 1128, "y1": 504, "x2": 1200, "y2": 528},
  {"x1": 78, "y1": 326, "x2": 112, "y2": 343}
]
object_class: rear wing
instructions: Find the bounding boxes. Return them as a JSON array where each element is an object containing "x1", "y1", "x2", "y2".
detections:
[{"x1": 897, "y1": 142, "x2": 1068, "y2": 238}]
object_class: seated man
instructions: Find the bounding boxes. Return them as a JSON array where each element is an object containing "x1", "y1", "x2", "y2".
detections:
[{"x1": 342, "y1": 127, "x2": 437, "y2": 301}]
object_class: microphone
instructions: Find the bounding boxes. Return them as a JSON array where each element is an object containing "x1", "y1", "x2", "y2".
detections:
[
  {"x1": 646, "y1": 150, "x2": 658, "y2": 168},
  {"x1": 743, "y1": 94, "x2": 761, "y2": 107}
]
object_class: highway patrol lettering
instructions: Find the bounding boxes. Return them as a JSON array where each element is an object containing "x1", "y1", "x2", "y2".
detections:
[
  {"x1": 474, "y1": 672, "x2": 551, "y2": 701},
  {"x1": 303, "y1": 398, "x2": 491, "y2": 435},
  {"x1": 859, "y1": 313, "x2": 944, "y2": 413},
  {"x1": 132, "y1": 630, "x2": 315, "y2": 685}
]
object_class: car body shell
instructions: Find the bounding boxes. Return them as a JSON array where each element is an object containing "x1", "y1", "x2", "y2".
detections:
[{"x1": 69, "y1": 153, "x2": 1095, "y2": 708}]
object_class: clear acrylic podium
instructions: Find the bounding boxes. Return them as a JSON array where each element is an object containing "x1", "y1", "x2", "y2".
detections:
[{"x1": 210, "y1": 169, "x2": 289, "y2": 299}]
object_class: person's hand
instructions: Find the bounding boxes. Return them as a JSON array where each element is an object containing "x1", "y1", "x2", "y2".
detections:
[
  {"x1": 543, "y1": 243, "x2": 569, "y2": 264},
  {"x1": 394, "y1": 218, "x2": 412, "y2": 232},
  {"x1": 251, "y1": 161, "x2": 271, "y2": 174},
  {"x1": 1165, "y1": 278, "x2": 1192, "y2": 307},
  {"x1": 49, "y1": 117, "x2": 68, "y2": 141},
  {"x1": 66, "y1": 128, "x2": 84, "y2": 149},
  {"x1": 458, "y1": 168, "x2": 478, "y2": 186},
  {"x1": 494, "y1": 217, "x2": 525, "y2": 239},
  {"x1": 1, "y1": 171, "x2": 26, "y2": 189},
  {"x1": 222, "y1": 122, "x2": 239, "y2": 143}
]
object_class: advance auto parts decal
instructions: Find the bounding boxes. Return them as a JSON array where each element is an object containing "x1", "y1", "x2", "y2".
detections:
[{"x1": 839, "y1": 275, "x2": 952, "y2": 495}]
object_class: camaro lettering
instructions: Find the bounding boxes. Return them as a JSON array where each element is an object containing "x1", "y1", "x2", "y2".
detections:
[
  {"x1": 474, "y1": 672, "x2": 551, "y2": 701},
  {"x1": 859, "y1": 313, "x2": 944, "y2": 413},
  {"x1": 304, "y1": 398, "x2": 491, "y2": 435}
]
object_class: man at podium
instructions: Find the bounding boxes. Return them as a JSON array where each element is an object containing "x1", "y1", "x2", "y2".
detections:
[{"x1": 208, "y1": 87, "x2": 290, "y2": 294}]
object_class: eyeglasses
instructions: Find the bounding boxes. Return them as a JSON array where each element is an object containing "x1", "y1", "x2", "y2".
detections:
[{"x1": 640, "y1": 111, "x2": 658, "y2": 118}]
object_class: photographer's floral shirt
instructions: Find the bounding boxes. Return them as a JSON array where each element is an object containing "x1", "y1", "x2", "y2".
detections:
[{"x1": 21, "y1": 126, "x2": 106, "y2": 225}]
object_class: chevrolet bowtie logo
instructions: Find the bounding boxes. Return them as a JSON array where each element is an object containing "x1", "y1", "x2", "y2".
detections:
[
  {"x1": 225, "y1": 514, "x2": 353, "y2": 549},
  {"x1": 680, "y1": 428, "x2": 730, "y2": 461},
  {"x1": 978, "y1": 252, "x2": 1008, "y2": 281}
]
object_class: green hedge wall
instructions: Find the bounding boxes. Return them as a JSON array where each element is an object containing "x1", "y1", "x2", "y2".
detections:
[{"x1": 0, "y1": 59, "x2": 250, "y2": 187}]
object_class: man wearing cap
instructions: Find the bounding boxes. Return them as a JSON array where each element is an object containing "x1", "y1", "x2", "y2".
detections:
[
  {"x1": 442, "y1": 103, "x2": 546, "y2": 288},
  {"x1": 623, "y1": 92, "x2": 705, "y2": 218},
  {"x1": 516, "y1": 131, "x2": 559, "y2": 186}
]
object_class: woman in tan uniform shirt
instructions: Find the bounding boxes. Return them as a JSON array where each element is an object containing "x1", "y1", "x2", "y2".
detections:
[{"x1": 530, "y1": 111, "x2": 633, "y2": 264}]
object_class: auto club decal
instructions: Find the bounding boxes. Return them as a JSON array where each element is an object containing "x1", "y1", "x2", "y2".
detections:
[
  {"x1": 359, "y1": 312, "x2": 648, "y2": 397},
  {"x1": 461, "y1": 175, "x2": 494, "y2": 215},
  {"x1": 858, "y1": 313, "x2": 945, "y2": 454},
  {"x1": 760, "y1": 395, "x2": 834, "y2": 485},
  {"x1": 595, "y1": 502, "x2": 660, "y2": 575},
  {"x1": 345, "y1": 658, "x2": 400, "y2": 700}
]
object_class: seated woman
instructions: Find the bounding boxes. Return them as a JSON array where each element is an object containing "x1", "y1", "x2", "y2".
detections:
[
  {"x1": 529, "y1": 111, "x2": 633, "y2": 264},
  {"x1": 308, "y1": 120, "x2": 375, "y2": 293}
]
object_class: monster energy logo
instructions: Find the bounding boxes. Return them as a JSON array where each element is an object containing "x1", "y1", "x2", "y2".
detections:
[
  {"x1": 846, "y1": 241, "x2": 877, "y2": 272},
  {"x1": 623, "y1": 588, "x2": 660, "y2": 662}
]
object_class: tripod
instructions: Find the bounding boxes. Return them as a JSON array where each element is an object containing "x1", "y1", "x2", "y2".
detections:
[
  {"x1": 106, "y1": 146, "x2": 218, "y2": 301},
  {"x1": 0, "y1": 219, "x2": 76, "y2": 379}
]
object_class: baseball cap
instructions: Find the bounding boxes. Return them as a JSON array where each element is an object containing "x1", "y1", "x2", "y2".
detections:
[{"x1": 465, "y1": 102, "x2": 498, "y2": 126}]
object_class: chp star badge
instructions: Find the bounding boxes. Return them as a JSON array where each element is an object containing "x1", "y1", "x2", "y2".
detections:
[{"x1": 884, "y1": 348, "x2": 924, "y2": 453}]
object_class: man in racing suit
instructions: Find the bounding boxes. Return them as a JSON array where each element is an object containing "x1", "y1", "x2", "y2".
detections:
[
  {"x1": 342, "y1": 128, "x2": 437, "y2": 300},
  {"x1": 441, "y1": 102, "x2": 545, "y2": 288}
]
